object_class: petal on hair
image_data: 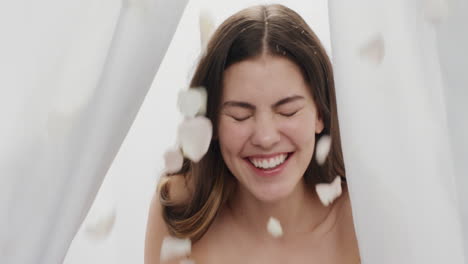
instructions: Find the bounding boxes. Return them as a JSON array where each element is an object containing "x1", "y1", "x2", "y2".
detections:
[
  {"x1": 315, "y1": 135, "x2": 332, "y2": 165},
  {"x1": 199, "y1": 9, "x2": 216, "y2": 50},
  {"x1": 315, "y1": 176, "x2": 342, "y2": 207},
  {"x1": 178, "y1": 116, "x2": 213, "y2": 162},
  {"x1": 177, "y1": 87, "x2": 207, "y2": 117},
  {"x1": 83, "y1": 194, "x2": 117, "y2": 240},
  {"x1": 359, "y1": 34, "x2": 385, "y2": 65},
  {"x1": 423, "y1": 0, "x2": 449, "y2": 25},
  {"x1": 267, "y1": 217, "x2": 283, "y2": 238},
  {"x1": 164, "y1": 148, "x2": 184, "y2": 174},
  {"x1": 160, "y1": 236, "x2": 191, "y2": 262}
]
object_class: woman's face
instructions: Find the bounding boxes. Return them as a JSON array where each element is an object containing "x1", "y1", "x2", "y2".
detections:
[{"x1": 218, "y1": 55, "x2": 324, "y2": 202}]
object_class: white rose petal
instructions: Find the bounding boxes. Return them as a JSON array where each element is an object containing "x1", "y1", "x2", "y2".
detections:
[
  {"x1": 160, "y1": 236, "x2": 192, "y2": 262},
  {"x1": 84, "y1": 192, "x2": 117, "y2": 240},
  {"x1": 267, "y1": 217, "x2": 283, "y2": 238},
  {"x1": 177, "y1": 87, "x2": 207, "y2": 118},
  {"x1": 84, "y1": 208, "x2": 116, "y2": 240},
  {"x1": 423, "y1": 0, "x2": 449, "y2": 25},
  {"x1": 315, "y1": 135, "x2": 332, "y2": 165},
  {"x1": 199, "y1": 9, "x2": 216, "y2": 50},
  {"x1": 164, "y1": 148, "x2": 184, "y2": 174},
  {"x1": 359, "y1": 34, "x2": 385, "y2": 65},
  {"x1": 315, "y1": 176, "x2": 342, "y2": 207},
  {"x1": 178, "y1": 116, "x2": 213, "y2": 162}
]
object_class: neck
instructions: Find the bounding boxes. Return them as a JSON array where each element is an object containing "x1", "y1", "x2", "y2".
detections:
[{"x1": 227, "y1": 180, "x2": 339, "y2": 241}]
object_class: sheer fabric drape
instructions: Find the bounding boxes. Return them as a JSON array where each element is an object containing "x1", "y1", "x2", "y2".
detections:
[
  {"x1": 0, "y1": 1, "x2": 188, "y2": 263},
  {"x1": 328, "y1": 0, "x2": 467, "y2": 263}
]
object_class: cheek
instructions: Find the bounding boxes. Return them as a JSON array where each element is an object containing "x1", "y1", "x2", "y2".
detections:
[
  {"x1": 280, "y1": 114, "x2": 317, "y2": 145},
  {"x1": 218, "y1": 118, "x2": 252, "y2": 154}
]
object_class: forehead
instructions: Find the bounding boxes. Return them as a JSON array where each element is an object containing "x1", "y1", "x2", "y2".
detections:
[{"x1": 222, "y1": 55, "x2": 312, "y2": 102}]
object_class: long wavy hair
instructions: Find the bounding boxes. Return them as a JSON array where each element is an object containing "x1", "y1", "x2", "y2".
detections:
[{"x1": 159, "y1": 4, "x2": 345, "y2": 243}]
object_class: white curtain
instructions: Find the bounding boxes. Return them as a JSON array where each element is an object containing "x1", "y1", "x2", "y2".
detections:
[
  {"x1": 0, "y1": 0, "x2": 188, "y2": 263},
  {"x1": 329, "y1": 0, "x2": 467, "y2": 263}
]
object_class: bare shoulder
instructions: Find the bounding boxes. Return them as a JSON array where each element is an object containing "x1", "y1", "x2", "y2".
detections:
[
  {"x1": 144, "y1": 175, "x2": 191, "y2": 264},
  {"x1": 337, "y1": 185, "x2": 361, "y2": 263},
  {"x1": 340, "y1": 185, "x2": 355, "y2": 227}
]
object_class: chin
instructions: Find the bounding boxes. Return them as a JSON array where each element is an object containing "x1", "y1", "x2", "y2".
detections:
[{"x1": 250, "y1": 184, "x2": 297, "y2": 203}]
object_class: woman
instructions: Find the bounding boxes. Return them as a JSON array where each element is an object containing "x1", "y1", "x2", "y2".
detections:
[{"x1": 145, "y1": 4, "x2": 360, "y2": 263}]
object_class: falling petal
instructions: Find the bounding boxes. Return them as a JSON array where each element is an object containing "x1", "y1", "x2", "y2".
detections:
[
  {"x1": 315, "y1": 135, "x2": 332, "y2": 165},
  {"x1": 160, "y1": 236, "x2": 191, "y2": 262},
  {"x1": 83, "y1": 192, "x2": 117, "y2": 240},
  {"x1": 84, "y1": 209, "x2": 116, "y2": 240},
  {"x1": 199, "y1": 9, "x2": 216, "y2": 50},
  {"x1": 164, "y1": 148, "x2": 184, "y2": 174},
  {"x1": 267, "y1": 217, "x2": 283, "y2": 238},
  {"x1": 423, "y1": 0, "x2": 449, "y2": 25},
  {"x1": 177, "y1": 87, "x2": 207, "y2": 117},
  {"x1": 180, "y1": 259, "x2": 196, "y2": 264},
  {"x1": 178, "y1": 116, "x2": 213, "y2": 162},
  {"x1": 359, "y1": 34, "x2": 385, "y2": 65},
  {"x1": 315, "y1": 176, "x2": 342, "y2": 207}
]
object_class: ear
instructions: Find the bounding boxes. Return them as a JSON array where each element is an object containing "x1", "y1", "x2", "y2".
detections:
[{"x1": 315, "y1": 116, "x2": 324, "y2": 134}]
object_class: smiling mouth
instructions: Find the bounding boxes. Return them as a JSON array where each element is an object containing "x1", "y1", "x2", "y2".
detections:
[{"x1": 246, "y1": 152, "x2": 293, "y2": 170}]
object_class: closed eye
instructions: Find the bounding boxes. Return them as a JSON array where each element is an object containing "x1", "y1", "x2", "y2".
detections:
[
  {"x1": 230, "y1": 115, "x2": 251, "y2": 121},
  {"x1": 280, "y1": 110, "x2": 299, "y2": 117}
]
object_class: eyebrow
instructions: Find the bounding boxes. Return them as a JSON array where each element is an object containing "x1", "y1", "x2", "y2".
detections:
[
  {"x1": 272, "y1": 95, "x2": 304, "y2": 108},
  {"x1": 222, "y1": 95, "x2": 304, "y2": 110},
  {"x1": 222, "y1": 101, "x2": 255, "y2": 110}
]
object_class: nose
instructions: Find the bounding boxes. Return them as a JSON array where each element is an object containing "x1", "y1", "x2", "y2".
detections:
[{"x1": 251, "y1": 114, "x2": 280, "y2": 150}]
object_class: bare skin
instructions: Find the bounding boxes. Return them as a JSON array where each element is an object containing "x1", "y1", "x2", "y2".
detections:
[
  {"x1": 145, "y1": 175, "x2": 360, "y2": 264},
  {"x1": 190, "y1": 184, "x2": 360, "y2": 264}
]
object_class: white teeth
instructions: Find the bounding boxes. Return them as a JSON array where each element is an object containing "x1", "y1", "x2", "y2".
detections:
[
  {"x1": 249, "y1": 154, "x2": 287, "y2": 169},
  {"x1": 268, "y1": 159, "x2": 275, "y2": 168}
]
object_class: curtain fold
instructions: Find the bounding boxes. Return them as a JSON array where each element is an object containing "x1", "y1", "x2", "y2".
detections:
[
  {"x1": 0, "y1": 0, "x2": 188, "y2": 263},
  {"x1": 435, "y1": 0, "x2": 468, "y2": 256},
  {"x1": 328, "y1": 0, "x2": 467, "y2": 263}
]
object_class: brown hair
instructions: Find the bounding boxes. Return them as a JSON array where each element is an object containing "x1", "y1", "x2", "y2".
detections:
[{"x1": 159, "y1": 4, "x2": 345, "y2": 243}]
